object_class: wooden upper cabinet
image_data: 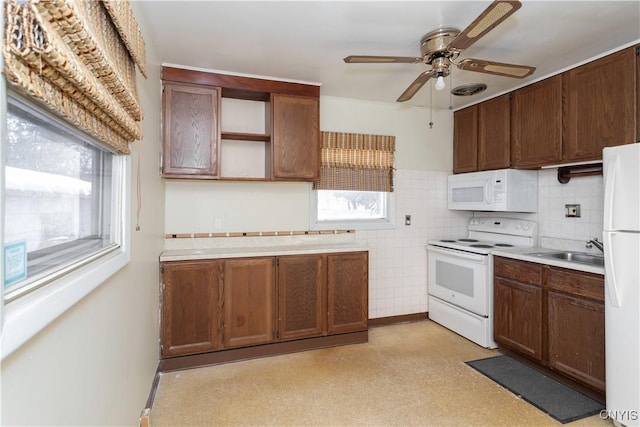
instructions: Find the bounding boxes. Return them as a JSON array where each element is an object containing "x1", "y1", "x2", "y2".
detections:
[
  {"x1": 161, "y1": 261, "x2": 222, "y2": 357},
  {"x1": 327, "y1": 252, "x2": 368, "y2": 335},
  {"x1": 277, "y1": 254, "x2": 325, "y2": 341},
  {"x1": 478, "y1": 94, "x2": 511, "y2": 170},
  {"x1": 222, "y1": 257, "x2": 276, "y2": 348},
  {"x1": 271, "y1": 94, "x2": 319, "y2": 180},
  {"x1": 511, "y1": 74, "x2": 563, "y2": 167},
  {"x1": 162, "y1": 83, "x2": 221, "y2": 177},
  {"x1": 453, "y1": 105, "x2": 478, "y2": 173},
  {"x1": 563, "y1": 46, "x2": 637, "y2": 161}
]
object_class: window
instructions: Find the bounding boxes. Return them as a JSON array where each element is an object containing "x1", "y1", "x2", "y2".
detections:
[
  {"x1": 3, "y1": 94, "x2": 123, "y2": 302},
  {"x1": 310, "y1": 189, "x2": 395, "y2": 230}
]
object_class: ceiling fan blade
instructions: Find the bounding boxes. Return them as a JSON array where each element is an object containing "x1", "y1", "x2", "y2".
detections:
[
  {"x1": 449, "y1": 0, "x2": 522, "y2": 51},
  {"x1": 396, "y1": 70, "x2": 436, "y2": 102},
  {"x1": 457, "y1": 58, "x2": 535, "y2": 78},
  {"x1": 344, "y1": 55, "x2": 421, "y2": 64}
]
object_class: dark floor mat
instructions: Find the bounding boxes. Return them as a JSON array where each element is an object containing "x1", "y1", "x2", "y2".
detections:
[{"x1": 466, "y1": 355, "x2": 604, "y2": 424}]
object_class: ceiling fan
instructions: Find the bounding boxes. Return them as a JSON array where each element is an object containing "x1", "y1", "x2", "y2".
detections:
[{"x1": 343, "y1": 0, "x2": 536, "y2": 102}]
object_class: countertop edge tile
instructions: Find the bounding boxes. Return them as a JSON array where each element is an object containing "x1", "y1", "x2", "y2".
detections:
[{"x1": 491, "y1": 247, "x2": 605, "y2": 275}]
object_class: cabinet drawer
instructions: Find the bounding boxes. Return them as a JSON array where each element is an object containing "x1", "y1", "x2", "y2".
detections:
[
  {"x1": 547, "y1": 267, "x2": 604, "y2": 302},
  {"x1": 494, "y1": 257, "x2": 543, "y2": 285}
]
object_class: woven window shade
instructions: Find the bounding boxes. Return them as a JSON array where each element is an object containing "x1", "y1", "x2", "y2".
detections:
[
  {"x1": 2, "y1": 0, "x2": 146, "y2": 154},
  {"x1": 315, "y1": 131, "x2": 395, "y2": 192}
]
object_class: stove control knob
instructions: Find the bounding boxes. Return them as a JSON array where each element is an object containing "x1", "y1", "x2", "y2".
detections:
[
  {"x1": 523, "y1": 225, "x2": 530, "y2": 230},
  {"x1": 515, "y1": 224, "x2": 522, "y2": 229}
]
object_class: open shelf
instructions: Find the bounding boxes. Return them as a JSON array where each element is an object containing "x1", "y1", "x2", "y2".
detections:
[{"x1": 221, "y1": 131, "x2": 270, "y2": 142}]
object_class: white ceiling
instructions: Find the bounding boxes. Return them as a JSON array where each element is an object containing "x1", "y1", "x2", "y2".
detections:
[{"x1": 133, "y1": 1, "x2": 640, "y2": 110}]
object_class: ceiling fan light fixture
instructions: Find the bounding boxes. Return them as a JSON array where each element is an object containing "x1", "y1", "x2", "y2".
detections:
[{"x1": 434, "y1": 75, "x2": 446, "y2": 91}]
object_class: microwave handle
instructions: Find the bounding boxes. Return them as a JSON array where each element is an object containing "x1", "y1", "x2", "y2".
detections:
[{"x1": 484, "y1": 180, "x2": 491, "y2": 204}]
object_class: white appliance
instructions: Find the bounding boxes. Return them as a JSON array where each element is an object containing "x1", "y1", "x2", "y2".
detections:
[
  {"x1": 448, "y1": 169, "x2": 538, "y2": 212},
  {"x1": 426, "y1": 218, "x2": 538, "y2": 349},
  {"x1": 603, "y1": 143, "x2": 640, "y2": 427}
]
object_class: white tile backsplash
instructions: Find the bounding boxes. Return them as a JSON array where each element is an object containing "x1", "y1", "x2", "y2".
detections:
[
  {"x1": 367, "y1": 167, "x2": 604, "y2": 320},
  {"x1": 357, "y1": 169, "x2": 471, "y2": 319}
]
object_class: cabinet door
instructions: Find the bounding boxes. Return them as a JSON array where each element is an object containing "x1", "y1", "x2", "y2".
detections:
[
  {"x1": 161, "y1": 261, "x2": 222, "y2": 358},
  {"x1": 494, "y1": 277, "x2": 543, "y2": 361},
  {"x1": 563, "y1": 47, "x2": 637, "y2": 161},
  {"x1": 271, "y1": 94, "x2": 319, "y2": 180},
  {"x1": 327, "y1": 252, "x2": 368, "y2": 334},
  {"x1": 277, "y1": 255, "x2": 325, "y2": 341},
  {"x1": 453, "y1": 105, "x2": 478, "y2": 173},
  {"x1": 222, "y1": 258, "x2": 276, "y2": 348},
  {"x1": 511, "y1": 75, "x2": 563, "y2": 167},
  {"x1": 162, "y1": 83, "x2": 221, "y2": 177},
  {"x1": 478, "y1": 94, "x2": 510, "y2": 170},
  {"x1": 548, "y1": 291, "x2": 605, "y2": 391}
]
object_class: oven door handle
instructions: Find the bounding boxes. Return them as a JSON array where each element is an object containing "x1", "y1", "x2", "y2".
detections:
[{"x1": 426, "y1": 245, "x2": 487, "y2": 262}]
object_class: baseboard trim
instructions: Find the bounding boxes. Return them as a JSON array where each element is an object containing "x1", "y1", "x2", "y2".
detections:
[
  {"x1": 158, "y1": 330, "x2": 368, "y2": 373},
  {"x1": 368, "y1": 312, "x2": 428, "y2": 327}
]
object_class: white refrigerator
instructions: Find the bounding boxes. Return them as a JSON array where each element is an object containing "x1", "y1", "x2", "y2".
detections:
[{"x1": 603, "y1": 143, "x2": 640, "y2": 427}]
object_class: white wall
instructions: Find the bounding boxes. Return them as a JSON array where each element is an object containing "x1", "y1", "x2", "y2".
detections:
[{"x1": 0, "y1": 36, "x2": 164, "y2": 427}]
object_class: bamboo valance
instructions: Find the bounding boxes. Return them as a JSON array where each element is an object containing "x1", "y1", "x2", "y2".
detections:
[
  {"x1": 3, "y1": 0, "x2": 147, "y2": 154},
  {"x1": 315, "y1": 131, "x2": 395, "y2": 192}
]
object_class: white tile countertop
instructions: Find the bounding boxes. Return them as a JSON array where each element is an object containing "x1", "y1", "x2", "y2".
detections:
[
  {"x1": 491, "y1": 246, "x2": 604, "y2": 275},
  {"x1": 160, "y1": 243, "x2": 367, "y2": 262}
]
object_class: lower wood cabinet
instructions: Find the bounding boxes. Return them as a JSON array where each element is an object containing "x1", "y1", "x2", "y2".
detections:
[
  {"x1": 160, "y1": 260, "x2": 223, "y2": 357},
  {"x1": 546, "y1": 267, "x2": 605, "y2": 391},
  {"x1": 277, "y1": 254, "x2": 325, "y2": 341},
  {"x1": 223, "y1": 258, "x2": 276, "y2": 348},
  {"x1": 494, "y1": 256, "x2": 605, "y2": 392},
  {"x1": 327, "y1": 253, "x2": 369, "y2": 334},
  {"x1": 160, "y1": 251, "x2": 368, "y2": 359},
  {"x1": 494, "y1": 277, "x2": 543, "y2": 361}
]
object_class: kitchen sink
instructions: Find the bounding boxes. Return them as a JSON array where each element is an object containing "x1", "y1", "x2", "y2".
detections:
[{"x1": 527, "y1": 251, "x2": 604, "y2": 267}]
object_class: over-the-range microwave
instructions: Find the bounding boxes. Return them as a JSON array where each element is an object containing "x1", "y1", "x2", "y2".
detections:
[{"x1": 448, "y1": 169, "x2": 538, "y2": 212}]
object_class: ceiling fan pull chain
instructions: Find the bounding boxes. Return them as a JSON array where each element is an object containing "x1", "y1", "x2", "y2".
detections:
[
  {"x1": 449, "y1": 74, "x2": 453, "y2": 110},
  {"x1": 429, "y1": 83, "x2": 434, "y2": 129}
]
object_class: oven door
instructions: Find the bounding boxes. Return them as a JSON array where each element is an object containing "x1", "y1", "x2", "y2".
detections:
[{"x1": 427, "y1": 245, "x2": 492, "y2": 317}]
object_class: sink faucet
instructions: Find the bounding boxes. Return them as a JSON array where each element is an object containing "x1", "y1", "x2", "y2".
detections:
[{"x1": 586, "y1": 238, "x2": 604, "y2": 253}]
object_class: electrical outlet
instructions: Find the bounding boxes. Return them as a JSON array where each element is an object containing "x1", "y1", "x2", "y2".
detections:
[
  {"x1": 405, "y1": 215, "x2": 411, "y2": 226},
  {"x1": 565, "y1": 204, "x2": 581, "y2": 218}
]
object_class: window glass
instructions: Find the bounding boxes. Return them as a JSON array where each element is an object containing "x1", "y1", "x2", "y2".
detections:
[
  {"x1": 311, "y1": 189, "x2": 395, "y2": 230},
  {"x1": 4, "y1": 96, "x2": 118, "y2": 300},
  {"x1": 317, "y1": 190, "x2": 386, "y2": 220}
]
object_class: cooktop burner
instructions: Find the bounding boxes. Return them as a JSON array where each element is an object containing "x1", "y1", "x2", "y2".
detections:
[{"x1": 427, "y1": 218, "x2": 538, "y2": 255}]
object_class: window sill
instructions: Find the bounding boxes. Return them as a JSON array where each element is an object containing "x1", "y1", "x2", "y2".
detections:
[{"x1": 1, "y1": 246, "x2": 130, "y2": 360}]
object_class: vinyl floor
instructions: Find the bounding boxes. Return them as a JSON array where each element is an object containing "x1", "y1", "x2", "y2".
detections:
[{"x1": 150, "y1": 320, "x2": 611, "y2": 426}]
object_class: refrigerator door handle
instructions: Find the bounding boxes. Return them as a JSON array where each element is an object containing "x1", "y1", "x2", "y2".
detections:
[
  {"x1": 604, "y1": 155, "x2": 618, "y2": 231},
  {"x1": 603, "y1": 231, "x2": 622, "y2": 308}
]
